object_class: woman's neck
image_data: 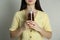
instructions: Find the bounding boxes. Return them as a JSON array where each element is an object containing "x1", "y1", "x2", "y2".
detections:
[{"x1": 27, "y1": 4, "x2": 36, "y2": 11}]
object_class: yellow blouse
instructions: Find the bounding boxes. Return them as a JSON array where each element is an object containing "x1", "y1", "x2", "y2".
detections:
[{"x1": 9, "y1": 10, "x2": 52, "y2": 40}]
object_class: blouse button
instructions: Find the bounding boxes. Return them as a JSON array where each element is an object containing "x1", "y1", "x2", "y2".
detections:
[
  {"x1": 30, "y1": 36, "x2": 32, "y2": 38},
  {"x1": 30, "y1": 29, "x2": 32, "y2": 39},
  {"x1": 30, "y1": 29, "x2": 32, "y2": 32}
]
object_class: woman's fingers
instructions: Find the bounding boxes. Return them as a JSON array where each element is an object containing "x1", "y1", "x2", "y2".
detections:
[
  {"x1": 25, "y1": 20, "x2": 41, "y2": 32},
  {"x1": 26, "y1": 22, "x2": 34, "y2": 27},
  {"x1": 26, "y1": 21, "x2": 35, "y2": 30},
  {"x1": 26, "y1": 20, "x2": 35, "y2": 26}
]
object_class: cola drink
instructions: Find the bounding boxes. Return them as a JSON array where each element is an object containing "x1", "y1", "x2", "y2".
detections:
[{"x1": 27, "y1": 11, "x2": 34, "y2": 21}]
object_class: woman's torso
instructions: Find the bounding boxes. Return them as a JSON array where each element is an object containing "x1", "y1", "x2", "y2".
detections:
[{"x1": 17, "y1": 10, "x2": 47, "y2": 40}]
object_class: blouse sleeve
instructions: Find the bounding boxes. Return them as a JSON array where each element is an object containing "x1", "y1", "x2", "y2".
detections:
[
  {"x1": 9, "y1": 12, "x2": 20, "y2": 31},
  {"x1": 43, "y1": 13, "x2": 52, "y2": 32}
]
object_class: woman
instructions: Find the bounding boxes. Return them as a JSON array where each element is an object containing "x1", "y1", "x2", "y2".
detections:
[{"x1": 9, "y1": 0, "x2": 52, "y2": 40}]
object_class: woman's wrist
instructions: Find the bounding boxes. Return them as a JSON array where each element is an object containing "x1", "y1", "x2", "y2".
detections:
[{"x1": 36, "y1": 27, "x2": 42, "y2": 33}]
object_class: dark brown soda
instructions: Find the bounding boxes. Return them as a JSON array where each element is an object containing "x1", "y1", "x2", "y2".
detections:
[{"x1": 27, "y1": 12, "x2": 34, "y2": 21}]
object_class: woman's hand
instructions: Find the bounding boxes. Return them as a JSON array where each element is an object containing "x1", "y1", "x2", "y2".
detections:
[{"x1": 26, "y1": 20, "x2": 41, "y2": 32}]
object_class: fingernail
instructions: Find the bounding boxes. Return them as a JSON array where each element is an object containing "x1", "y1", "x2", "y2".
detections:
[{"x1": 27, "y1": 22, "x2": 29, "y2": 24}]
